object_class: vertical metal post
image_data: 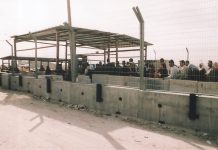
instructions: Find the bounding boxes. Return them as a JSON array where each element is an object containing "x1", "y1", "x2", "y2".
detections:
[
  {"x1": 69, "y1": 29, "x2": 77, "y2": 82},
  {"x1": 116, "y1": 40, "x2": 118, "y2": 65},
  {"x1": 34, "y1": 38, "x2": 38, "y2": 79},
  {"x1": 104, "y1": 49, "x2": 106, "y2": 64},
  {"x1": 107, "y1": 47, "x2": 110, "y2": 63},
  {"x1": 140, "y1": 20, "x2": 145, "y2": 90},
  {"x1": 67, "y1": 0, "x2": 72, "y2": 26},
  {"x1": 186, "y1": 47, "x2": 189, "y2": 61},
  {"x1": 14, "y1": 39, "x2": 17, "y2": 69},
  {"x1": 65, "y1": 41, "x2": 68, "y2": 71},
  {"x1": 6, "y1": 40, "x2": 14, "y2": 74},
  {"x1": 56, "y1": 32, "x2": 60, "y2": 68},
  {"x1": 28, "y1": 60, "x2": 31, "y2": 72},
  {"x1": 67, "y1": 0, "x2": 77, "y2": 82},
  {"x1": 153, "y1": 49, "x2": 157, "y2": 71},
  {"x1": 153, "y1": 49, "x2": 156, "y2": 60},
  {"x1": 29, "y1": 33, "x2": 38, "y2": 79},
  {"x1": 144, "y1": 47, "x2": 147, "y2": 60},
  {"x1": 107, "y1": 37, "x2": 111, "y2": 63},
  {"x1": 133, "y1": 6, "x2": 145, "y2": 90}
]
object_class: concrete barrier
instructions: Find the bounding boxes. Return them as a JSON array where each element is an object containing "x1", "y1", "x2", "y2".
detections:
[
  {"x1": 10, "y1": 76, "x2": 19, "y2": 90},
  {"x1": 2, "y1": 73, "x2": 218, "y2": 134},
  {"x1": 92, "y1": 75, "x2": 171, "y2": 90},
  {"x1": 1, "y1": 73, "x2": 12, "y2": 89},
  {"x1": 169, "y1": 79, "x2": 198, "y2": 93},
  {"x1": 145, "y1": 78, "x2": 170, "y2": 90},
  {"x1": 124, "y1": 76, "x2": 140, "y2": 87},
  {"x1": 137, "y1": 91, "x2": 159, "y2": 121},
  {"x1": 38, "y1": 75, "x2": 63, "y2": 81},
  {"x1": 70, "y1": 83, "x2": 96, "y2": 110},
  {"x1": 77, "y1": 75, "x2": 91, "y2": 84},
  {"x1": 32, "y1": 75, "x2": 63, "y2": 99},
  {"x1": 148, "y1": 92, "x2": 190, "y2": 127},
  {"x1": 101, "y1": 86, "x2": 140, "y2": 118},
  {"x1": 20, "y1": 76, "x2": 34, "y2": 93},
  {"x1": 92, "y1": 74, "x2": 109, "y2": 85},
  {"x1": 107, "y1": 75, "x2": 125, "y2": 86},
  {"x1": 33, "y1": 78, "x2": 50, "y2": 99},
  {"x1": 198, "y1": 81, "x2": 218, "y2": 96},
  {"x1": 51, "y1": 81, "x2": 71, "y2": 103},
  {"x1": 0, "y1": 72, "x2": 4, "y2": 86}
]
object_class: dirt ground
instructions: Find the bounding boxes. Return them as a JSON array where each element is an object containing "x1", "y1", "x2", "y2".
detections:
[{"x1": 0, "y1": 88, "x2": 217, "y2": 150}]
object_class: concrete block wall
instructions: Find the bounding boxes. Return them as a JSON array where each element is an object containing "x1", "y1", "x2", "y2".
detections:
[
  {"x1": 145, "y1": 78, "x2": 170, "y2": 90},
  {"x1": 33, "y1": 78, "x2": 50, "y2": 99},
  {"x1": 92, "y1": 74, "x2": 109, "y2": 85},
  {"x1": 0, "y1": 72, "x2": 4, "y2": 86},
  {"x1": 146, "y1": 92, "x2": 191, "y2": 128},
  {"x1": 10, "y1": 76, "x2": 19, "y2": 90},
  {"x1": 101, "y1": 86, "x2": 139, "y2": 118},
  {"x1": 70, "y1": 83, "x2": 96, "y2": 110},
  {"x1": 51, "y1": 81, "x2": 71, "y2": 103},
  {"x1": 38, "y1": 75, "x2": 63, "y2": 81},
  {"x1": 92, "y1": 75, "x2": 140, "y2": 87},
  {"x1": 92, "y1": 74, "x2": 218, "y2": 96},
  {"x1": 169, "y1": 79, "x2": 198, "y2": 93},
  {"x1": 1, "y1": 73, "x2": 218, "y2": 134},
  {"x1": 20, "y1": 76, "x2": 34, "y2": 93},
  {"x1": 32, "y1": 75, "x2": 64, "y2": 99},
  {"x1": 195, "y1": 96, "x2": 218, "y2": 133},
  {"x1": 137, "y1": 91, "x2": 159, "y2": 121},
  {"x1": 103, "y1": 88, "x2": 218, "y2": 134},
  {"x1": 124, "y1": 76, "x2": 140, "y2": 87},
  {"x1": 77, "y1": 75, "x2": 91, "y2": 84},
  {"x1": 1, "y1": 73, "x2": 11, "y2": 89},
  {"x1": 107, "y1": 75, "x2": 125, "y2": 86},
  {"x1": 198, "y1": 82, "x2": 218, "y2": 95},
  {"x1": 92, "y1": 75, "x2": 171, "y2": 90}
]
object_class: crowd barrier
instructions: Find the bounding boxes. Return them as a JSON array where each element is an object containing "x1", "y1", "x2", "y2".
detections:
[{"x1": 1, "y1": 73, "x2": 218, "y2": 134}]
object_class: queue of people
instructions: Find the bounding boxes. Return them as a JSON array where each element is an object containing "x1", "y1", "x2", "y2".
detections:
[
  {"x1": 2, "y1": 57, "x2": 217, "y2": 82},
  {"x1": 93, "y1": 57, "x2": 218, "y2": 82},
  {"x1": 161, "y1": 59, "x2": 218, "y2": 82}
]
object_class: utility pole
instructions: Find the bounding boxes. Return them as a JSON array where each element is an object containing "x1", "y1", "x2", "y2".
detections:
[{"x1": 133, "y1": 6, "x2": 145, "y2": 90}]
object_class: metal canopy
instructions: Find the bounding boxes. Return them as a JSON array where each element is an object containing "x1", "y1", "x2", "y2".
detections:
[{"x1": 12, "y1": 25, "x2": 152, "y2": 50}]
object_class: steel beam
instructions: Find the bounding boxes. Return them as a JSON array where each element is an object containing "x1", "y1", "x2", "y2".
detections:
[{"x1": 133, "y1": 6, "x2": 145, "y2": 90}]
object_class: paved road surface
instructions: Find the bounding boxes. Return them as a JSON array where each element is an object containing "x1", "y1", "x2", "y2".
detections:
[{"x1": 0, "y1": 89, "x2": 217, "y2": 150}]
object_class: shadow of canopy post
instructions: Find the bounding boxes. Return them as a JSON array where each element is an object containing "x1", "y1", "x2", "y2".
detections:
[{"x1": 12, "y1": 25, "x2": 152, "y2": 82}]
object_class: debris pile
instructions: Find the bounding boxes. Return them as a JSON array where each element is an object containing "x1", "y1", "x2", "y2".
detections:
[{"x1": 67, "y1": 104, "x2": 88, "y2": 111}]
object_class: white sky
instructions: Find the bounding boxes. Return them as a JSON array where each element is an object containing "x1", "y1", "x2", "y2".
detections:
[{"x1": 0, "y1": 0, "x2": 218, "y2": 66}]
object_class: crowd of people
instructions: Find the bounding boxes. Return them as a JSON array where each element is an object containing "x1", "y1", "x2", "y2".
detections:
[
  {"x1": 93, "y1": 58, "x2": 138, "y2": 76},
  {"x1": 92, "y1": 58, "x2": 218, "y2": 82},
  {"x1": 1, "y1": 57, "x2": 218, "y2": 82},
  {"x1": 158, "y1": 58, "x2": 218, "y2": 82}
]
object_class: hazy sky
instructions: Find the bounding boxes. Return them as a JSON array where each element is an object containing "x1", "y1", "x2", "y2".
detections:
[{"x1": 0, "y1": 0, "x2": 218, "y2": 65}]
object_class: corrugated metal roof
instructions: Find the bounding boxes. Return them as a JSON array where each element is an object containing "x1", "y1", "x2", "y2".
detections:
[{"x1": 13, "y1": 25, "x2": 152, "y2": 50}]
